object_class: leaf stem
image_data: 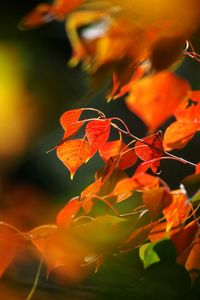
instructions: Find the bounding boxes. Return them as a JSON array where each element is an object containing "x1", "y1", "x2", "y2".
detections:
[{"x1": 25, "y1": 257, "x2": 43, "y2": 300}]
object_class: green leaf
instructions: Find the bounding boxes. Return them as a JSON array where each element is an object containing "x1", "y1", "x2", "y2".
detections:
[{"x1": 139, "y1": 239, "x2": 177, "y2": 268}]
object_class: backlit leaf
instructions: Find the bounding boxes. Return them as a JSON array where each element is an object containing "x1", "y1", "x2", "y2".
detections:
[
  {"x1": 163, "y1": 120, "x2": 199, "y2": 150},
  {"x1": 126, "y1": 71, "x2": 190, "y2": 132},
  {"x1": 163, "y1": 189, "x2": 191, "y2": 231},
  {"x1": 81, "y1": 178, "x2": 102, "y2": 213},
  {"x1": 135, "y1": 133, "x2": 163, "y2": 173},
  {"x1": 60, "y1": 109, "x2": 84, "y2": 139},
  {"x1": 56, "y1": 197, "x2": 81, "y2": 227},
  {"x1": 86, "y1": 119, "x2": 111, "y2": 156},
  {"x1": 57, "y1": 139, "x2": 91, "y2": 179}
]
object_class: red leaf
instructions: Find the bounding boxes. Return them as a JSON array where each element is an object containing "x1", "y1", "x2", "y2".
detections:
[
  {"x1": 99, "y1": 140, "x2": 137, "y2": 170},
  {"x1": 99, "y1": 140, "x2": 121, "y2": 161},
  {"x1": 60, "y1": 109, "x2": 84, "y2": 139},
  {"x1": 118, "y1": 145, "x2": 137, "y2": 170},
  {"x1": 163, "y1": 189, "x2": 192, "y2": 231},
  {"x1": 126, "y1": 71, "x2": 190, "y2": 132},
  {"x1": 163, "y1": 120, "x2": 199, "y2": 150},
  {"x1": 86, "y1": 119, "x2": 111, "y2": 156},
  {"x1": 57, "y1": 197, "x2": 81, "y2": 227},
  {"x1": 135, "y1": 133, "x2": 163, "y2": 173},
  {"x1": 195, "y1": 163, "x2": 200, "y2": 175},
  {"x1": 81, "y1": 178, "x2": 102, "y2": 213},
  {"x1": 57, "y1": 139, "x2": 91, "y2": 179}
]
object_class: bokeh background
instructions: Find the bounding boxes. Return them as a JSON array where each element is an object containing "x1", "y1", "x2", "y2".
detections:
[{"x1": 0, "y1": 1, "x2": 200, "y2": 299}]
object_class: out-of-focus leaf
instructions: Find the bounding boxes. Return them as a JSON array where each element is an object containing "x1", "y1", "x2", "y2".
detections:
[
  {"x1": 56, "y1": 197, "x2": 81, "y2": 227},
  {"x1": 81, "y1": 178, "x2": 102, "y2": 213},
  {"x1": 171, "y1": 220, "x2": 199, "y2": 255},
  {"x1": 142, "y1": 188, "x2": 172, "y2": 219},
  {"x1": 140, "y1": 239, "x2": 176, "y2": 268},
  {"x1": 72, "y1": 215, "x2": 127, "y2": 251},
  {"x1": 182, "y1": 173, "x2": 200, "y2": 198},
  {"x1": 126, "y1": 71, "x2": 190, "y2": 132},
  {"x1": 0, "y1": 226, "x2": 17, "y2": 277},
  {"x1": 86, "y1": 119, "x2": 111, "y2": 156},
  {"x1": 175, "y1": 90, "x2": 200, "y2": 121},
  {"x1": 57, "y1": 139, "x2": 91, "y2": 179}
]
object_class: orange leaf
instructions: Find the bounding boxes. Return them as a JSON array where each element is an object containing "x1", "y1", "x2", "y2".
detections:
[
  {"x1": 185, "y1": 232, "x2": 200, "y2": 275},
  {"x1": 99, "y1": 140, "x2": 121, "y2": 161},
  {"x1": 113, "y1": 172, "x2": 160, "y2": 202},
  {"x1": 171, "y1": 220, "x2": 198, "y2": 255},
  {"x1": 19, "y1": 4, "x2": 53, "y2": 30},
  {"x1": 126, "y1": 71, "x2": 190, "y2": 132},
  {"x1": 0, "y1": 226, "x2": 17, "y2": 277},
  {"x1": 86, "y1": 119, "x2": 111, "y2": 156},
  {"x1": 30, "y1": 225, "x2": 90, "y2": 279},
  {"x1": 60, "y1": 109, "x2": 84, "y2": 139},
  {"x1": 135, "y1": 133, "x2": 163, "y2": 173},
  {"x1": 56, "y1": 197, "x2": 81, "y2": 227},
  {"x1": 175, "y1": 90, "x2": 200, "y2": 121},
  {"x1": 81, "y1": 178, "x2": 102, "y2": 213},
  {"x1": 57, "y1": 139, "x2": 91, "y2": 179},
  {"x1": 195, "y1": 162, "x2": 200, "y2": 175},
  {"x1": 163, "y1": 189, "x2": 191, "y2": 231},
  {"x1": 53, "y1": 0, "x2": 84, "y2": 18},
  {"x1": 142, "y1": 188, "x2": 172, "y2": 219},
  {"x1": 118, "y1": 145, "x2": 137, "y2": 170},
  {"x1": 163, "y1": 120, "x2": 199, "y2": 150},
  {"x1": 99, "y1": 140, "x2": 137, "y2": 170}
]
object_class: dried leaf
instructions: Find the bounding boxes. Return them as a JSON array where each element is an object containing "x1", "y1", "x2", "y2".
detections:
[{"x1": 57, "y1": 139, "x2": 91, "y2": 179}]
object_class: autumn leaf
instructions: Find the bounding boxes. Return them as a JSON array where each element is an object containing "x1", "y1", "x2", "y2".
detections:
[
  {"x1": 112, "y1": 172, "x2": 160, "y2": 202},
  {"x1": 185, "y1": 232, "x2": 200, "y2": 277},
  {"x1": 163, "y1": 189, "x2": 192, "y2": 232},
  {"x1": 99, "y1": 140, "x2": 137, "y2": 170},
  {"x1": 126, "y1": 71, "x2": 190, "y2": 132},
  {"x1": 81, "y1": 178, "x2": 102, "y2": 213},
  {"x1": 175, "y1": 90, "x2": 200, "y2": 121},
  {"x1": 142, "y1": 188, "x2": 172, "y2": 219},
  {"x1": 30, "y1": 225, "x2": 91, "y2": 279},
  {"x1": 0, "y1": 226, "x2": 17, "y2": 277},
  {"x1": 99, "y1": 140, "x2": 121, "y2": 161},
  {"x1": 57, "y1": 139, "x2": 91, "y2": 179},
  {"x1": 86, "y1": 119, "x2": 111, "y2": 156},
  {"x1": 135, "y1": 133, "x2": 163, "y2": 173},
  {"x1": 163, "y1": 120, "x2": 199, "y2": 150},
  {"x1": 171, "y1": 220, "x2": 199, "y2": 256},
  {"x1": 60, "y1": 109, "x2": 84, "y2": 139},
  {"x1": 56, "y1": 197, "x2": 81, "y2": 227}
]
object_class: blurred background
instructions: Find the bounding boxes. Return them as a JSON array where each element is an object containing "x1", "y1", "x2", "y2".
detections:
[{"x1": 0, "y1": 1, "x2": 200, "y2": 299}]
